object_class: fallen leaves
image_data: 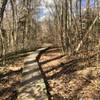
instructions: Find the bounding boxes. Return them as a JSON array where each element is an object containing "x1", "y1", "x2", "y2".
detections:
[
  {"x1": 40, "y1": 50, "x2": 100, "y2": 100},
  {"x1": 0, "y1": 59, "x2": 24, "y2": 100}
]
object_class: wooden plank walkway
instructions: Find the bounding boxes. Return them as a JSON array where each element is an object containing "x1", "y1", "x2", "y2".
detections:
[{"x1": 17, "y1": 49, "x2": 48, "y2": 100}]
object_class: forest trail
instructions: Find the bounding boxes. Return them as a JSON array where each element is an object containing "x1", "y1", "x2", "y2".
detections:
[{"x1": 17, "y1": 49, "x2": 48, "y2": 100}]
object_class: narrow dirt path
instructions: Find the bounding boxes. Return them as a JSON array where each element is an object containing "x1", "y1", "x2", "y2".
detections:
[{"x1": 17, "y1": 49, "x2": 48, "y2": 100}]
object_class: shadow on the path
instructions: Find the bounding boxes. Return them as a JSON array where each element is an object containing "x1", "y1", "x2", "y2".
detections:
[
  {"x1": 23, "y1": 67, "x2": 39, "y2": 76},
  {"x1": 24, "y1": 60, "x2": 36, "y2": 65},
  {"x1": 21, "y1": 74, "x2": 41, "y2": 86},
  {"x1": 20, "y1": 58, "x2": 40, "y2": 87}
]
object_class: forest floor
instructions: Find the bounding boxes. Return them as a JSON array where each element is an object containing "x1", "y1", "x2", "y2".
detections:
[
  {"x1": 0, "y1": 58, "x2": 24, "y2": 100},
  {"x1": 0, "y1": 48, "x2": 100, "y2": 100},
  {"x1": 40, "y1": 48, "x2": 100, "y2": 100}
]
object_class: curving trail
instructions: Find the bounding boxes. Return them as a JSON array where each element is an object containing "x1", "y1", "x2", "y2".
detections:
[{"x1": 17, "y1": 48, "x2": 48, "y2": 100}]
